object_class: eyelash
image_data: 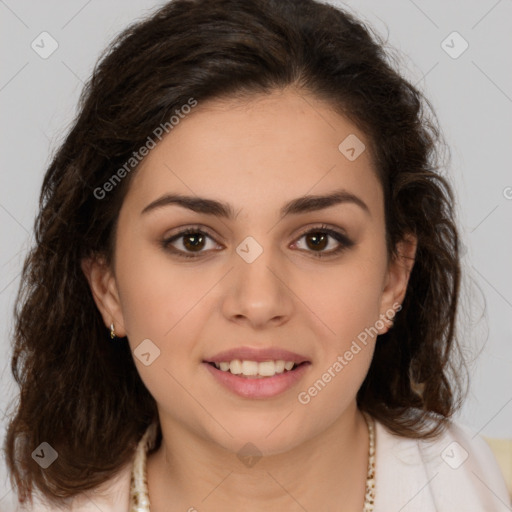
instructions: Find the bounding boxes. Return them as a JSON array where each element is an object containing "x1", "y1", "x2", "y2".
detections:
[{"x1": 160, "y1": 224, "x2": 354, "y2": 259}]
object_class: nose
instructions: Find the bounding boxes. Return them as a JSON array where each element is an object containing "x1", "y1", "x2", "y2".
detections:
[{"x1": 221, "y1": 243, "x2": 294, "y2": 329}]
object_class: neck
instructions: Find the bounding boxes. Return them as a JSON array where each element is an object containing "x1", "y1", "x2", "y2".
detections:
[{"x1": 147, "y1": 404, "x2": 370, "y2": 512}]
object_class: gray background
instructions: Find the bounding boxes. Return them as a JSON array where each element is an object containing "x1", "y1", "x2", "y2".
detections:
[{"x1": 1, "y1": 0, "x2": 511, "y2": 509}]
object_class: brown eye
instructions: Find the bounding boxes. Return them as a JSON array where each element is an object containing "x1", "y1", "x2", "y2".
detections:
[
  {"x1": 161, "y1": 224, "x2": 354, "y2": 260},
  {"x1": 304, "y1": 232, "x2": 329, "y2": 251},
  {"x1": 294, "y1": 225, "x2": 354, "y2": 258},
  {"x1": 182, "y1": 232, "x2": 206, "y2": 252},
  {"x1": 161, "y1": 228, "x2": 219, "y2": 258}
]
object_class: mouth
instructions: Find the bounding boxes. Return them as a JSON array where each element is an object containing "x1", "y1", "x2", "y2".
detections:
[
  {"x1": 202, "y1": 348, "x2": 312, "y2": 399},
  {"x1": 204, "y1": 360, "x2": 310, "y2": 378}
]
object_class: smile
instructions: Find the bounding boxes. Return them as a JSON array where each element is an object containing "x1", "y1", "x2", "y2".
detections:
[
  {"x1": 203, "y1": 360, "x2": 311, "y2": 398},
  {"x1": 210, "y1": 359, "x2": 299, "y2": 378}
]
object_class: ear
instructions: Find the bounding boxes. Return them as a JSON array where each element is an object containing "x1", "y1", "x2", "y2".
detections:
[
  {"x1": 81, "y1": 256, "x2": 127, "y2": 337},
  {"x1": 378, "y1": 233, "x2": 417, "y2": 333}
]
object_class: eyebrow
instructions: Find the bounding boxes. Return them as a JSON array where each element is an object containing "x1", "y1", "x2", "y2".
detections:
[{"x1": 140, "y1": 189, "x2": 370, "y2": 218}]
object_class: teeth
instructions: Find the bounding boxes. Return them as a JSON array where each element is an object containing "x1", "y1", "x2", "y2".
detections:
[
  {"x1": 241, "y1": 360, "x2": 259, "y2": 376},
  {"x1": 258, "y1": 361, "x2": 277, "y2": 376},
  {"x1": 212, "y1": 359, "x2": 298, "y2": 377},
  {"x1": 230, "y1": 359, "x2": 242, "y2": 375},
  {"x1": 274, "y1": 360, "x2": 285, "y2": 373}
]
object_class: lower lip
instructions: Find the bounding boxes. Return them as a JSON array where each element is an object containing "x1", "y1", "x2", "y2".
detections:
[{"x1": 203, "y1": 362, "x2": 311, "y2": 399}]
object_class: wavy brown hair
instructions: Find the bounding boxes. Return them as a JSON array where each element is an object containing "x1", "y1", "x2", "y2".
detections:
[{"x1": 4, "y1": 0, "x2": 464, "y2": 507}]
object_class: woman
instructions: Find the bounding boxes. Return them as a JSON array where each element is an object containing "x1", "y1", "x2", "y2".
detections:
[{"x1": 4, "y1": 0, "x2": 510, "y2": 510}]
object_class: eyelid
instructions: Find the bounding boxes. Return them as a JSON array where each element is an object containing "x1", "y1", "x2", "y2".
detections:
[
  {"x1": 294, "y1": 223, "x2": 351, "y2": 242},
  {"x1": 161, "y1": 224, "x2": 222, "y2": 257},
  {"x1": 161, "y1": 223, "x2": 354, "y2": 258},
  {"x1": 292, "y1": 224, "x2": 354, "y2": 257}
]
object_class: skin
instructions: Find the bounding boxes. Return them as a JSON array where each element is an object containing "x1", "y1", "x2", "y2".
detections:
[{"x1": 83, "y1": 88, "x2": 416, "y2": 511}]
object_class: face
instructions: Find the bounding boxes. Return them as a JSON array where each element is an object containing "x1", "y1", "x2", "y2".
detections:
[{"x1": 84, "y1": 89, "x2": 414, "y2": 456}]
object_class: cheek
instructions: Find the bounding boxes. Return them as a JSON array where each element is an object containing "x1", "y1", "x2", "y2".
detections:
[
  {"x1": 293, "y1": 266, "x2": 382, "y2": 425},
  {"x1": 114, "y1": 247, "x2": 210, "y2": 413},
  {"x1": 114, "y1": 245, "x2": 218, "y2": 403},
  {"x1": 115, "y1": 237, "x2": 197, "y2": 337},
  {"x1": 300, "y1": 256, "x2": 386, "y2": 348}
]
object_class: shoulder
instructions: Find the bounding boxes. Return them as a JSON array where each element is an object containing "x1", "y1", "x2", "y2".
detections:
[
  {"x1": 15, "y1": 462, "x2": 132, "y2": 512},
  {"x1": 15, "y1": 423, "x2": 157, "y2": 512},
  {"x1": 373, "y1": 416, "x2": 511, "y2": 512}
]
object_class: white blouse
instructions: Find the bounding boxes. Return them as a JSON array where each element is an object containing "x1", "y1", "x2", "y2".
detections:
[{"x1": 21, "y1": 417, "x2": 511, "y2": 512}]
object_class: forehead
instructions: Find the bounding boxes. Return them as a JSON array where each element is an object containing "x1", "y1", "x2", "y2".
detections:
[{"x1": 123, "y1": 89, "x2": 383, "y2": 219}]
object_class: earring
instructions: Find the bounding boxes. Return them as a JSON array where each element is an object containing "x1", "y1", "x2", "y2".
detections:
[{"x1": 110, "y1": 322, "x2": 116, "y2": 339}]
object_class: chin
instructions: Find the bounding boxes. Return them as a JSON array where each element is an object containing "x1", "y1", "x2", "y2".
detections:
[{"x1": 205, "y1": 418, "x2": 312, "y2": 458}]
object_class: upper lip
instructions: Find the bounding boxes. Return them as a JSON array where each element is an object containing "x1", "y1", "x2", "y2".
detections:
[{"x1": 204, "y1": 347, "x2": 310, "y2": 364}]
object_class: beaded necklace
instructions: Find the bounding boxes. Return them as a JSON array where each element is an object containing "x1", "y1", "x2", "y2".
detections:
[{"x1": 130, "y1": 413, "x2": 375, "y2": 511}]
